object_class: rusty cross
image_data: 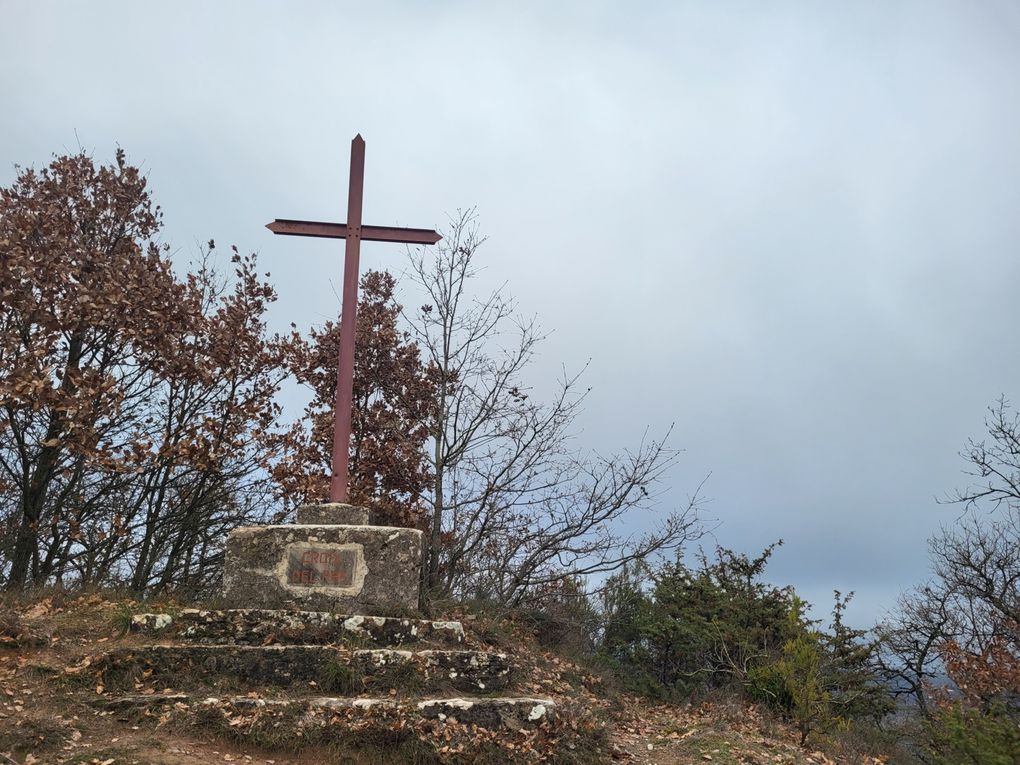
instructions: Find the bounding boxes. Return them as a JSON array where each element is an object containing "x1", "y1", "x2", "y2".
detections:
[{"x1": 267, "y1": 134, "x2": 441, "y2": 503}]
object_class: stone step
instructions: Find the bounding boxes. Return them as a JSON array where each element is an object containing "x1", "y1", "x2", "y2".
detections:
[
  {"x1": 98, "y1": 644, "x2": 512, "y2": 694},
  {"x1": 131, "y1": 608, "x2": 464, "y2": 646},
  {"x1": 100, "y1": 693, "x2": 554, "y2": 730}
]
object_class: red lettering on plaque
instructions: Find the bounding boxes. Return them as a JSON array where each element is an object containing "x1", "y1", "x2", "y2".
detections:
[{"x1": 287, "y1": 546, "x2": 356, "y2": 588}]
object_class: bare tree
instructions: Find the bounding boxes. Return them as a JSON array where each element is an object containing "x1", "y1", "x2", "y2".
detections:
[
  {"x1": 405, "y1": 210, "x2": 702, "y2": 608},
  {"x1": 930, "y1": 512, "x2": 1020, "y2": 645},
  {"x1": 935, "y1": 398, "x2": 1020, "y2": 652},
  {"x1": 874, "y1": 397, "x2": 1020, "y2": 715},
  {"x1": 873, "y1": 583, "x2": 955, "y2": 718},
  {"x1": 948, "y1": 396, "x2": 1020, "y2": 515}
]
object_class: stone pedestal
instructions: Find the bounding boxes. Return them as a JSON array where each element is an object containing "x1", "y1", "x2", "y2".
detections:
[
  {"x1": 222, "y1": 504, "x2": 422, "y2": 613},
  {"x1": 100, "y1": 502, "x2": 562, "y2": 750}
]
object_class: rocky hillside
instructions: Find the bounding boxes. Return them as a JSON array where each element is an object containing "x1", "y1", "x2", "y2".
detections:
[{"x1": 0, "y1": 593, "x2": 887, "y2": 764}]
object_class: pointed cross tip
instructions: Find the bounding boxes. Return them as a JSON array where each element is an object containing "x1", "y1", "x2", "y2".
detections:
[
  {"x1": 265, "y1": 221, "x2": 281, "y2": 232},
  {"x1": 353, "y1": 133, "x2": 365, "y2": 143}
]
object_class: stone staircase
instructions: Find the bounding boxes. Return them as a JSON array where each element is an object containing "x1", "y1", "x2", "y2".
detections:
[
  {"x1": 85, "y1": 504, "x2": 589, "y2": 759},
  {"x1": 93, "y1": 607, "x2": 556, "y2": 745}
]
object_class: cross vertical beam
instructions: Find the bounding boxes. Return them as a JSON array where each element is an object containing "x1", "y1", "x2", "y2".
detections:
[{"x1": 331, "y1": 135, "x2": 366, "y2": 503}]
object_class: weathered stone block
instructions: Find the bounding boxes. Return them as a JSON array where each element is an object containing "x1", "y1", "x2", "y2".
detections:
[
  {"x1": 296, "y1": 502, "x2": 370, "y2": 525},
  {"x1": 223, "y1": 524, "x2": 422, "y2": 613}
]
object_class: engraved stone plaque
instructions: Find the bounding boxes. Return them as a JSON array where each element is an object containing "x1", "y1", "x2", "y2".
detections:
[{"x1": 285, "y1": 544, "x2": 360, "y2": 588}]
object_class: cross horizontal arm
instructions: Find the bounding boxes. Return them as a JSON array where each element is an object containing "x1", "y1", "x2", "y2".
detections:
[{"x1": 267, "y1": 218, "x2": 442, "y2": 245}]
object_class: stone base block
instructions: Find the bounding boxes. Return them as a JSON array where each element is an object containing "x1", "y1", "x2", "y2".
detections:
[
  {"x1": 223, "y1": 524, "x2": 422, "y2": 613},
  {"x1": 296, "y1": 503, "x2": 370, "y2": 525}
]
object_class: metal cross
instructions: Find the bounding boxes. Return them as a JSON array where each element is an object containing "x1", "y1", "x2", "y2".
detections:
[{"x1": 267, "y1": 134, "x2": 441, "y2": 503}]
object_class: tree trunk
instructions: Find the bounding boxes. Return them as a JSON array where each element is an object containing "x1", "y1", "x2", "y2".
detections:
[
  {"x1": 7, "y1": 433, "x2": 65, "y2": 589},
  {"x1": 6, "y1": 334, "x2": 83, "y2": 590},
  {"x1": 426, "y1": 437, "x2": 444, "y2": 601}
]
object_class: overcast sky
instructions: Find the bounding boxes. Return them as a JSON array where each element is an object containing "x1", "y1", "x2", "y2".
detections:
[{"x1": 3, "y1": 1, "x2": 1019, "y2": 626}]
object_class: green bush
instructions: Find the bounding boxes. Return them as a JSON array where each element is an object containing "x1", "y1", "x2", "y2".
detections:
[
  {"x1": 598, "y1": 544, "x2": 799, "y2": 697},
  {"x1": 746, "y1": 596, "x2": 894, "y2": 747},
  {"x1": 595, "y1": 550, "x2": 896, "y2": 750},
  {"x1": 777, "y1": 629, "x2": 831, "y2": 745},
  {"x1": 927, "y1": 705, "x2": 1020, "y2": 765},
  {"x1": 746, "y1": 662, "x2": 793, "y2": 711}
]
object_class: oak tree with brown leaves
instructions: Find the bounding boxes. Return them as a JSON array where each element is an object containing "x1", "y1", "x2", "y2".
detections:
[
  {"x1": 0, "y1": 151, "x2": 290, "y2": 592},
  {"x1": 271, "y1": 270, "x2": 438, "y2": 528},
  {"x1": 0, "y1": 150, "x2": 185, "y2": 588}
]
